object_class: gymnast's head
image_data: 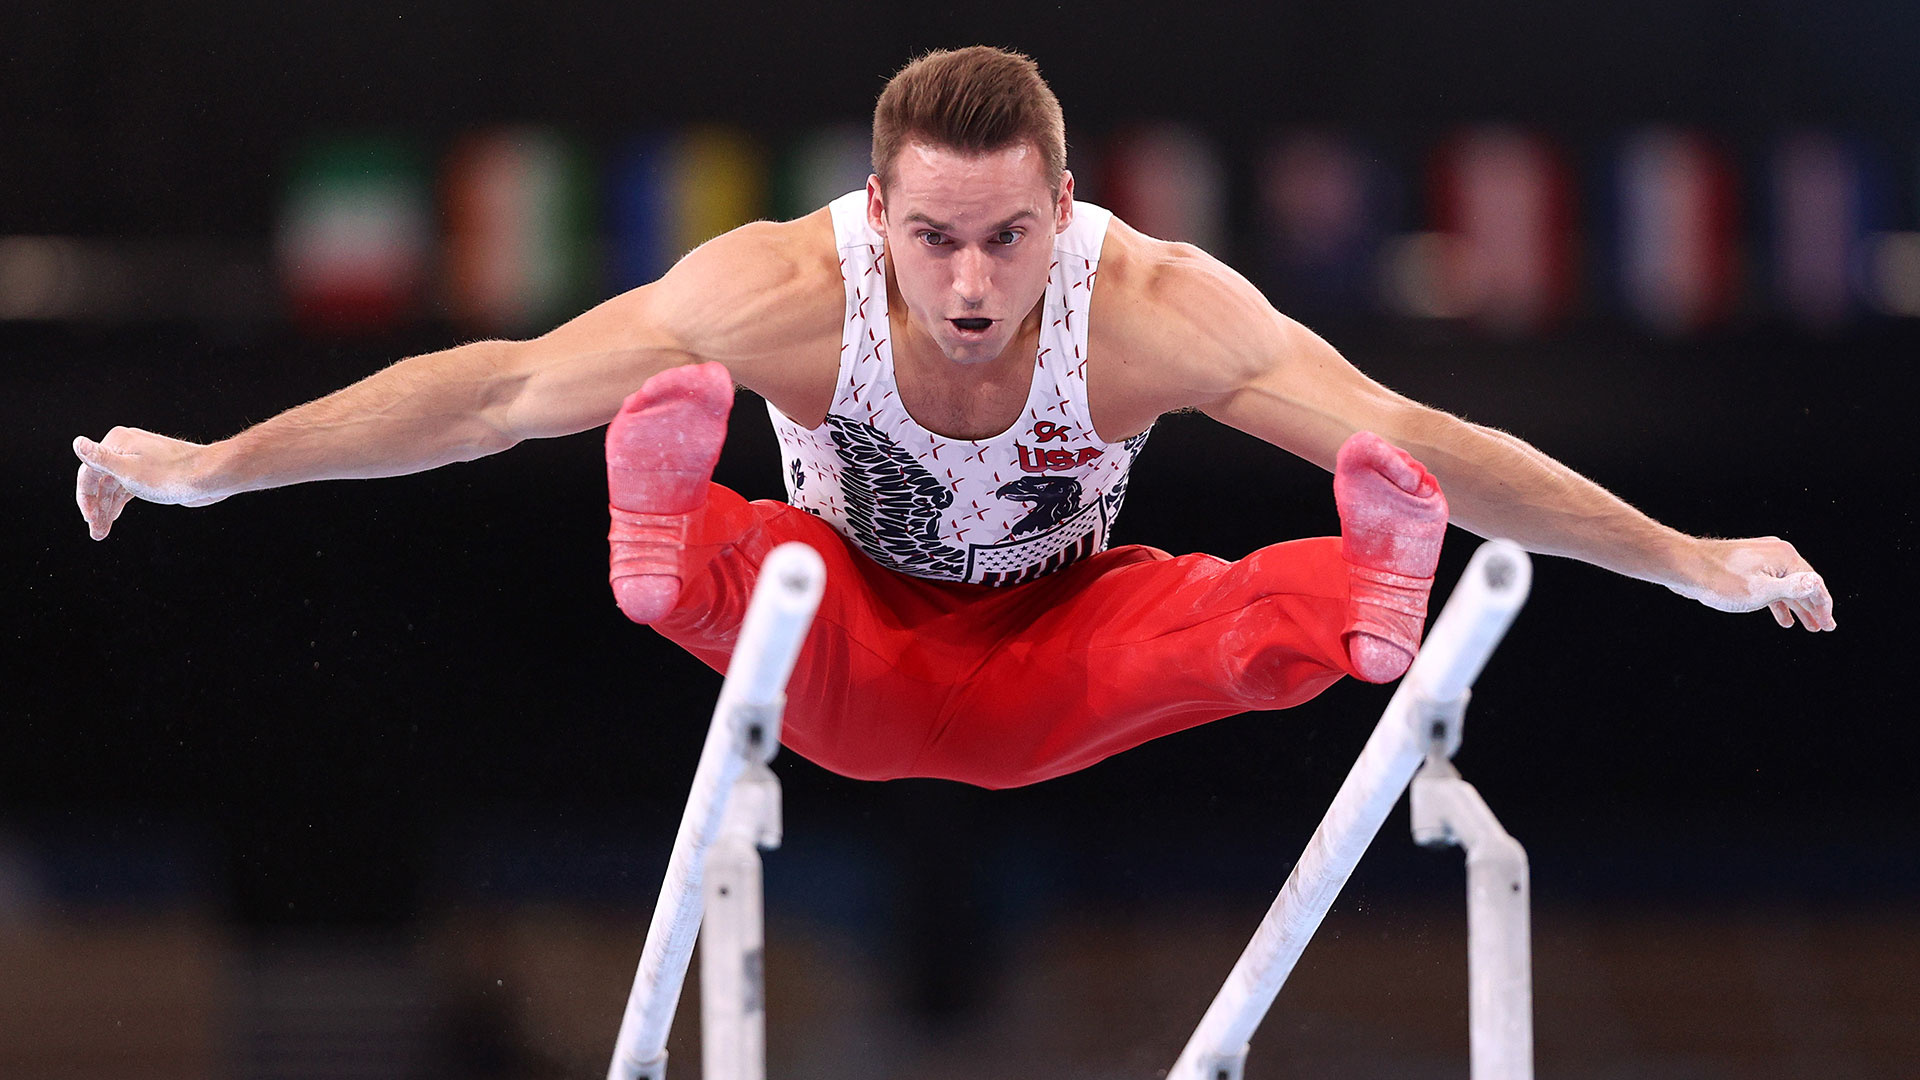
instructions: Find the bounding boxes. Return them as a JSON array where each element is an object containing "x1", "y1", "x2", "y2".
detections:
[{"x1": 866, "y1": 46, "x2": 1076, "y2": 366}]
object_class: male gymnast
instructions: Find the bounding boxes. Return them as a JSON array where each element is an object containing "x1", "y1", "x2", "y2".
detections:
[{"x1": 73, "y1": 47, "x2": 1833, "y2": 790}]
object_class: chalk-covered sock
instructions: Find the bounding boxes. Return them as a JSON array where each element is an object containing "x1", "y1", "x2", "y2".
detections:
[
  {"x1": 1334, "y1": 431, "x2": 1448, "y2": 683},
  {"x1": 607, "y1": 362, "x2": 733, "y2": 624}
]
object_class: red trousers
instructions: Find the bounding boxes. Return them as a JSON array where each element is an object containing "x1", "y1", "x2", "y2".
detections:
[{"x1": 653, "y1": 484, "x2": 1365, "y2": 789}]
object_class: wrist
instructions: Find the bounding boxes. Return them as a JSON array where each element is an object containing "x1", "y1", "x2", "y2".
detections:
[
  {"x1": 190, "y1": 438, "x2": 247, "y2": 501},
  {"x1": 1651, "y1": 530, "x2": 1711, "y2": 587}
]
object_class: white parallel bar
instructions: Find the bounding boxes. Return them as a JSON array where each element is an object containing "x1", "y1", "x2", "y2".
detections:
[
  {"x1": 1405, "y1": 539, "x2": 1531, "y2": 706},
  {"x1": 1410, "y1": 769, "x2": 1533, "y2": 1080},
  {"x1": 700, "y1": 763, "x2": 782, "y2": 1080},
  {"x1": 607, "y1": 543, "x2": 826, "y2": 1080},
  {"x1": 1168, "y1": 540, "x2": 1531, "y2": 1080}
]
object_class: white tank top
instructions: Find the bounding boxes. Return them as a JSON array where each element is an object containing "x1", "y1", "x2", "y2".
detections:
[{"x1": 768, "y1": 190, "x2": 1150, "y2": 587}]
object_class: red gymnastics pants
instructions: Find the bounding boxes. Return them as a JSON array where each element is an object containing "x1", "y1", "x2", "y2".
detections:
[{"x1": 651, "y1": 483, "x2": 1366, "y2": 790}]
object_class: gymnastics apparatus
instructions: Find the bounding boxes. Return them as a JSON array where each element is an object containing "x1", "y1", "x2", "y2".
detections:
[{"x1": 605, "y1": 538, "x2": 1535, "y2": 1080}]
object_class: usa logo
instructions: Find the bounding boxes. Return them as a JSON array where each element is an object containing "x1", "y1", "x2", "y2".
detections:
[{"x1": 1016, "y1": 421, "x2": 1103, "y2": 473}]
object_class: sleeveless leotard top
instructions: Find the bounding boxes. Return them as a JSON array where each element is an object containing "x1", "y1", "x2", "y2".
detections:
[{"x1": 767, "y1": 190, "x2": 1150, "y2": 587}]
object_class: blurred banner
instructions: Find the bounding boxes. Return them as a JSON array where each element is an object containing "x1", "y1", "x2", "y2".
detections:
[
  {"x1": 1258, "y1": 131, "x2": 1397, "y2": 315},
  {"x1": 1613, "y1": 128, "x2": 1740, "y2": 335},
  {"x1": 1770, "y1": 132, "x2": 1888, "y2": 331},
  {"x1": 1431, "y1": 127, "x2": 1577, "y2": 336},
  {"x1": 1100, "y1": 124, "x2": 1228, "y2": 255},
  {"x1": 444, "y1": 128, "x2": 594, "y2": 334},
  {"x1": 773, "y1": 124, "x2": 871, "y2": 222},
  {"x1": 19, "y1": 121, "x2": 1913, "y2": 339},
  {"x1": 277, "y1": 136, "x2": 432, "y2": 335},
  {"x1": 610, "y1": 127, "x2": 765, "y2": 293}
]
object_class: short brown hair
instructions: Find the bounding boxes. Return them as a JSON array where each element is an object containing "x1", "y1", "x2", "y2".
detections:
[{"x1": 871, "y1": 46, "x2": 1067, "y2": 194}]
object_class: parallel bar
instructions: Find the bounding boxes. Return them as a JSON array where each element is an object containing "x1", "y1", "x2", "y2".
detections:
[
  {"x1": 1168, "y1": 540, "x2": 1531, "y2": 1080},
  {"x1": 1408, "y1": 540, "x2": 1532, "y2": 706},
  {"x1": 607, "y1": 543, "x2": 826, "y2": 1080}
]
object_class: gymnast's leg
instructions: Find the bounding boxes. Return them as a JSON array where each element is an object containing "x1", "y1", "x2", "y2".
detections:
[
  {"x1": 605, "y1": 362, "x2": 737, "y2": 625},
  {"x1": 1336, "y1": 430, "x2": 1449, "y2": 681},
  {"x1": 917, "y1": 430, "x2": 1448, "y2": 789},
  {"x1": 604, "y1": 362, "x2": 965, "y2": 780}
]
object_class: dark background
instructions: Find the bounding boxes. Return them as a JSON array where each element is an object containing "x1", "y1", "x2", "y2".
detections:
[{"x1": 3, "y1": 2, "x2": 1915, "y2": 1077}]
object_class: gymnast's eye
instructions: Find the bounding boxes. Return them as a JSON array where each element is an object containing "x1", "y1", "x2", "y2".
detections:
[
  {"x1": 993, "y1": 230, "x2": 1022, "y2": 246},
  {"x1": 918, "y1": 231, "x2": 950, "y2": 247}
]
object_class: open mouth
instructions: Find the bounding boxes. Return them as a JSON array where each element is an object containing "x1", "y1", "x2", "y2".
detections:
[{"x1": 951, "y1": 318, "x2": 993, "y2": 333}]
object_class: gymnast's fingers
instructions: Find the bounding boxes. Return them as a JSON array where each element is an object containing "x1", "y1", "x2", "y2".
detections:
[
  {"x1": 1799, "y1": 575, "x2": 1836, "y2": 631},
  {"x1": 75, "y1": 460, "x2": 131, "y2": 540},
  {"x1": 1768, "y1": 599, "x2": 1793, "y2": 629}
]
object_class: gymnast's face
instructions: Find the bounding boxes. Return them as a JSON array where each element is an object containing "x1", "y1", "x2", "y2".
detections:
[{"x1": 868, "y1": 141, "x2": 1073, "y2": 367}]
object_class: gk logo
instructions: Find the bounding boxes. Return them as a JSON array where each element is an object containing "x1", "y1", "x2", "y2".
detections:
[{"x1": 1030, "y1": 421, "x2": 1072, "y2": 443}]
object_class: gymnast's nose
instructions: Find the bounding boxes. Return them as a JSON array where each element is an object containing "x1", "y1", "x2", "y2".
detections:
[{"x1": 952, "y1": 247, "x2": 991, "y2": 306}]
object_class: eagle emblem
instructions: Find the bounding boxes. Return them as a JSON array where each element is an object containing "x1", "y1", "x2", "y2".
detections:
[
  {"x1": 995, "y1": 476, "x2": 1086, "y2": 539},
  {"x1": 825, "y1": 415, "x2": 968, "y2": 578}
]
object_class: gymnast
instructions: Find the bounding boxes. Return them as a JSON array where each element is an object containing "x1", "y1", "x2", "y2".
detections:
[{"x1": 73, "y1": 47, "x2": 1833, "y2": 790}]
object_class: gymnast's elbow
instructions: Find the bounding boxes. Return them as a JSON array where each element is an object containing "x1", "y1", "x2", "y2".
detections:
[
  {"x1": 451, "y1": 370, "x2": 532, "y2": 461},
  {"x1": 453, "y1": 419, "x2": 523, "y2": 462}
]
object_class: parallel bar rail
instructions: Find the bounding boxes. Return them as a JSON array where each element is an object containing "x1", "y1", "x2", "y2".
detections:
[
  {"x1": 1169, "y1": 540, "x2": 1532, "y2": 1080},
  {"x1": 606, "y1": 543, "x2": 825, "y2": 1080}
]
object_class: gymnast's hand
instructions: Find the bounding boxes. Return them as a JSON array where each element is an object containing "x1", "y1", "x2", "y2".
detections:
[
  {"x1": 72, "y1": 427, "x2": 226, "y2": 540},
  {"x1": 1666, "y1": 536, "x2": 1835, "y2": 631}
]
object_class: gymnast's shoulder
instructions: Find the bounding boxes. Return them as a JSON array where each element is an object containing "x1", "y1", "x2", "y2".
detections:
[
  {"x1": 642, "y1": 208, "x2": 844, "y2": 364},
  {"x1": 1087, "y1": 213, "x2": 1295, "y2": 412},
  {"x1": 658, "y1": 208, "x2": 841, "y2": 314}
]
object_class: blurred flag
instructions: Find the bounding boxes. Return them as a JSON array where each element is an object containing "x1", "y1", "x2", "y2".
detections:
[
  {"x1": 610, "y1": 133, "x2": 674, "y2": 294},
  {"x1": 1101, "y1": 124, "x2": 1226, "y2": 254},
  {"x1": 1431, "y1": 128, "x2": 1576, "y2": 335},
  {"x1": 1771, "y1": 132, "x2": 1887, "y2": 330},
  {"x1": 1614, "y1": 128, "x2": 1740, "y2": 335},
  {"x1": 1259, "y1": 132, "x2": 1394, "y2": 315},
  {"x1": 1867, "y1": 230, "x2": 1920, "y2": 318},
  {"x1": 277, "y1": 136, "x2": 430, "y2": 334},
  {"x1": 1064, "y1": 139, "x2": 1105, "y2": 208},
  {"x1": 610, "y1": 128, "x2": 766, "y2": 291},
  {"x1": 443, "y1": 128, "x2": 593, "y2": 334},
  {"x1": 773, "y1": 125, "x2": 871, "y2": 220}
]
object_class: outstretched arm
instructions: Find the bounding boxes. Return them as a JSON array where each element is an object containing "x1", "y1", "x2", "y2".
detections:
[
  {"x1": 74, "y1": 215, "x2": 840, "y2": 540},
  {"x1": 1105, "y1": 240, "x2": 1834, "y2": 631}
]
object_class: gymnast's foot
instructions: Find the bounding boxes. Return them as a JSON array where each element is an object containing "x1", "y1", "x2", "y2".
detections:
[
  {"x1": 607, "y1": 362, "x2": 734, "y2": 624},
  {"x1": 1334, "y1": 431, "x2": 1448, "y2": 683}
]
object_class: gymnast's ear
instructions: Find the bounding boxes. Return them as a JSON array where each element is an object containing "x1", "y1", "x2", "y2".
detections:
[
  {"x1": 1053, "y1": 169, "x2": 1074, "y2": 233},
  {"x1": 866, "y1": 175, "x2": 888, "y2": 237}
]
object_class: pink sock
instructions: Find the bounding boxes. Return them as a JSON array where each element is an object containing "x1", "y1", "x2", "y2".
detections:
[
  {"x1": 1333, "y1": 431, "x2": 1448, "y2": 683},
  {"x1": 607, "y1": 362, "x2": 734, "y2": 624}
]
